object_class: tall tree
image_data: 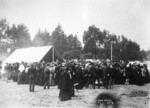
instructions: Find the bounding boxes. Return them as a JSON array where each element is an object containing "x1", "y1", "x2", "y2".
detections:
[
  {"x1": 83, "y1": 25, "x2": 104, "y2": 44},
  {"x1": 33, "y1": 29, "x2": 51, "y2": 46},
  {"x1": 51, "y1": 25, "x2": 68, "y2": 55},
  {"x1": 0, "y1": 19, "x2": 12, "y2": 54},
  {"x1": 139, "y1": 50, "x2": 146, "y2": 60},
  {"x1": 67, "y1": 34, "x2": 82, "y2": 51},
  {"x1": 83, "y1": 25, "x2": 105, "y2": 57},
  {"x1": 6, "y1": 24, "x2": 17, "y2": 44},
  {"x1": 7, "y1": 24, "x2": 31, "y2": 48},
  {"x1": 146, "y1": 50, "x2": 150, "y2": 60},
  {"x1": 0, "y1": 19, "x2": 9, "y2": 39},
  {"x1": 123, "y1": 40, "x2": 141, "y2": 60},
  {"x1": 103, "y1": 34, "x2": 120, "y2": 60},
  {"x1": 83, "y1": 37, "x2": 97, "y2": 58},
  {"x1": 82, "y1": 25, "x2": 145, "y2": 61},
  {"x1": 17, "y1": 24, "x2": 31, "y2": 47}
]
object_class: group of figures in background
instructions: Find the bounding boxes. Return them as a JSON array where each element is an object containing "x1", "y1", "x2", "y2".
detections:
[{"x1": 0, "y1": 60, "x2": 150, "y2": 101}]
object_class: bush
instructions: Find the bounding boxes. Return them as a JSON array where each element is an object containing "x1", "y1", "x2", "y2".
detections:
[
  {"x1": 63, "y1": 50, "x2": 81, "y2": 60},
  {"x1": 81, "y1": 53, "x2": 93, "y2": 59},
  {"x1": 63, "y1": 51, "x2": 72, "y2": 60},
  {"x1": 129, "y1": 90, "x2": 148, "y2": 97}
]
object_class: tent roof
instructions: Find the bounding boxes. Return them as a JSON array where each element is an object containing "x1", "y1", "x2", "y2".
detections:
[{"x1": 4, "y1": 46, "x2": 53, "y2": 63}]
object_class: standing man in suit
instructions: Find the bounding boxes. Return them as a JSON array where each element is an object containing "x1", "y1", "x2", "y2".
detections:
[
  {"x1": 28, "y1": 64, "x2": 36, "y2": 92},
  {"x1": 43, "y1": 63, "x2": 50, "y2": 89}
]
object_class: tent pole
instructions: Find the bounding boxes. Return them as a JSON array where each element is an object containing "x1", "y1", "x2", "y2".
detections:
[{"x1": 52, "y1": 45, "x2": 54, "y2": 62}]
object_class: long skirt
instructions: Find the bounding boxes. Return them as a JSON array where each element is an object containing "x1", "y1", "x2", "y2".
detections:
[
  {"x1": 21, "y1": 71, "x2": 26, "y2": 84},
  {"x1": 24, "y1": 73, "x2": 29, "y2": 84},
  {"x1": 17, "y1": 72, "x2": 22, "y2": 84},
  {"x1": 11, "y1": 70, "x2": 18, "y2": 82},
  {"x1": 59, "y1": 89, "x2": 71, "y2": 101}
]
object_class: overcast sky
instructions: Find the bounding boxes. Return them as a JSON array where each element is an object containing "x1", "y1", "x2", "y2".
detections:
[{"x1": 0, "y1": 0, "x2": 150, "y2": 50}]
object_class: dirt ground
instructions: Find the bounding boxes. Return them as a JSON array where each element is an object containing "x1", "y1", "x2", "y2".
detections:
[{"x1": 0, "y1": 79, "x2": 149, "y2": 108}]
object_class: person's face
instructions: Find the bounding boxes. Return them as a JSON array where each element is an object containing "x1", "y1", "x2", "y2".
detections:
[{"x1": 62, "y1": 66, "x2": 66, "y2": 70}]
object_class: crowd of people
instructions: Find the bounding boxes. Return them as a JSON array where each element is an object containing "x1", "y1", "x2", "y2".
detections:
[{"x1": 0, "y1": 60, "x2": 150, "y2": 101}]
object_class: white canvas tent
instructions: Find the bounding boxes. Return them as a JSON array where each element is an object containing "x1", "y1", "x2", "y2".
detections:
[{"x1": 3, "y1": 46, "x2": 63, "y2": 63}]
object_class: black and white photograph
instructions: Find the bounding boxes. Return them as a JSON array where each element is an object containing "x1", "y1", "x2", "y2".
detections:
[{"x1": 0, "y1": 0, "x2": 150, "y2": 108}]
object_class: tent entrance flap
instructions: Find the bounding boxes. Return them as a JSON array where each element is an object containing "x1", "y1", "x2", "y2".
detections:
[{"x1": 41, "y1": 46, "x2": 63, "y2": 62}]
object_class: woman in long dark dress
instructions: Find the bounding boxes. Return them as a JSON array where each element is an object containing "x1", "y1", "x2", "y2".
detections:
[{"x1": 58, "y1": 65, "x2": 72, "y2": 101}]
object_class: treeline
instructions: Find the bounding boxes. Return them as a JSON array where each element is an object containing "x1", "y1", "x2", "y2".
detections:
[{"x1": 0, "y1": 19, "x2": 148, "y2": 61}]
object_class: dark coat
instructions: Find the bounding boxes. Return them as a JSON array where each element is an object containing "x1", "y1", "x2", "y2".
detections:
[
  {"x1": 95, "y1": 68, "x2": 103, "y2": 79},
  {"x1": 58, "y1": 72, "x2": 72, "y2": 90},
  {"x1": 17, "y1": 72, "x2": 22, "y2": 84},
  {"x1": 44, "y1": 67, "x2": 50, "y2": 80},
  {"x1": 58, "y1": 71, "x2": 72, "y2": 101},
  {"x1": 102, "y1": 66, "x2": 110, "y2": 78},
  {"x1": 55, "y1": 66, "x2": 61, "y2": 85},
  {"x1": 28, "y1": 67, "x2": 36, "y2": 79}
]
